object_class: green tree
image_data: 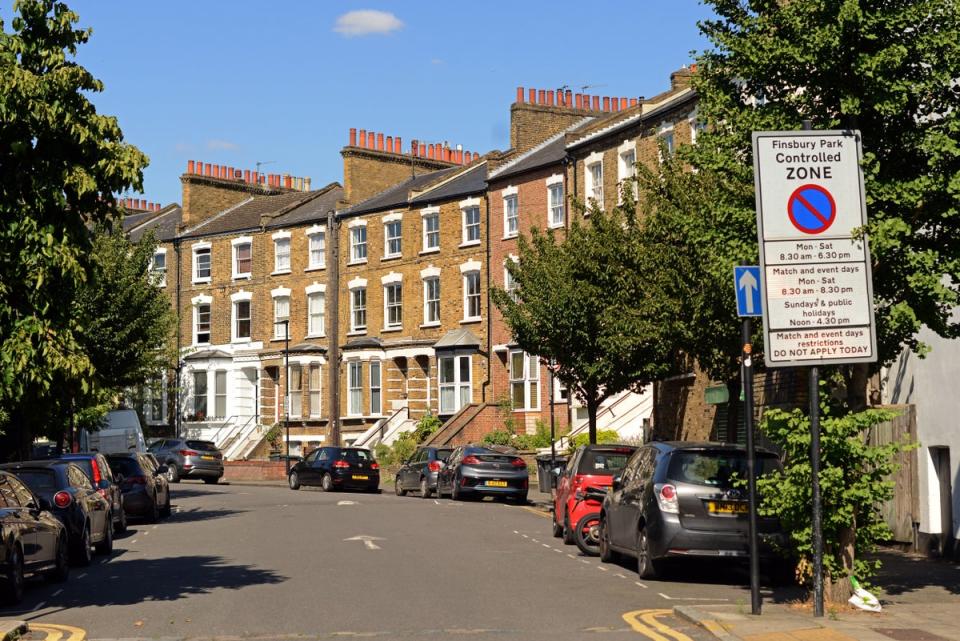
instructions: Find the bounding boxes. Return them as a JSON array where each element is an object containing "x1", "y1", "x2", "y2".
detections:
[
  {"x1": 492, "y1": 199, "x2": 685, "y2": 444},
  {"x1": 0, "y1": 0, "x2": 147, "y2": 453}
]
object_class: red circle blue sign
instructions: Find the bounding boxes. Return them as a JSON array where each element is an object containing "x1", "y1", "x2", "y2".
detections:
[{"x1": 787, "y1": 184, "x2": 836, "y2": 234}]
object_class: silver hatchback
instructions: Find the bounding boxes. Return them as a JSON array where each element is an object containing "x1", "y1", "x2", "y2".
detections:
[{"x1": 147, "y1": 438, "x2": 224, "y2": 484}]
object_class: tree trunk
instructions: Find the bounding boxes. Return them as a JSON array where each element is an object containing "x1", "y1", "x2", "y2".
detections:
[
  {"x1": 587, "y1": 397, "x2": 599, "y2": 445},
  {"x1": 846, "y1": 364, "x2": 869, "y2": 412}
]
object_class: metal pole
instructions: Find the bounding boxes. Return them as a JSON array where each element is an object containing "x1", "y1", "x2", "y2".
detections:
[
  {"x1": 284, "y1": 321, "x2": 291, "y2": 475},
  {"x1": 742, "y1": 319, "x2": 760, "y2": 615},
  {"x1": 549, "y1": 362, "x2": 556, "y2": 489},
  {"x1": 810, "y1": 365, "x2": 824, "y2": 617}
]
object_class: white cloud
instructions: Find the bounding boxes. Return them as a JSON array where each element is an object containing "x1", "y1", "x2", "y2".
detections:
[
  {"x1": 206, "y1": 139, "x2": 239, "y2": 151},
  {"x1": 431, "y1": 58, "x2": 444, "y2": 66},
  {"x1": 334, "y1": 10, "x2": 403, "y2": 37},
  {"x1": 174, "y1": 142, "x2": 195, "y2": 153}
]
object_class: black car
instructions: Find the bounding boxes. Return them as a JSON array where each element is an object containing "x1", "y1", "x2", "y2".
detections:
[
  {"x1": 105, "y1": 453, "x2": 171, "y2": 522},
  {"x1": 0, "y1": 470, "x2": 69, "y2": 604},
  {"x1": 0, "y1": 461, "x2": 113, "y2": 567},
  {"x1": 60, "y1": 452, "x2": 127, "y2": 534},
  {"x1": 436, "y1": 445, "x2": 529, "y2": 502},
  {"x1": 394, "y1": 446, "x2": 453, "y2": 498},
  {"x1": 288, "y1": 447, "x2": 380, "y2": 492},
  {"x1": 598, "y1": 442, "x2": 788, "y2": 580}
]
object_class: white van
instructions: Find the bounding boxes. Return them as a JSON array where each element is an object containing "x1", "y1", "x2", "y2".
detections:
[{"x1": 83, "y1": 409, "x2": 148, "y2": 453}]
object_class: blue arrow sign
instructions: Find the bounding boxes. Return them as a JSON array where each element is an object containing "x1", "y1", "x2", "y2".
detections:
[{"x1": 734, "y1": 266, "x2": 762, "y2": 317}]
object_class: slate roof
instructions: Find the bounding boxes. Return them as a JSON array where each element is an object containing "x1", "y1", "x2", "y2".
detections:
[
  {"x1": 488, "y1": 118, "x2": 594, "y2": 182},
  {"x1": 409, "y1": 162, "x2": 488, "y2": 205},
  {"x1": 181, "y1": 191, "x2": 315, "y2": 238},
  {"x1": 433, "y1": 328, "x2": 481, "y2": 350},
  {"x1": 269, "y1": 183, "x2": 343, "y2": 228},
  {"x1": 126, "y1": 205, "x2": 182, "y2": 243},
  {"x1": 338, "y1": 167, "x2": 460, "y2": 218}
]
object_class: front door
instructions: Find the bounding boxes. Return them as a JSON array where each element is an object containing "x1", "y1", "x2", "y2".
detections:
[{"x1": 932, "y1": 447, "x2": 954, "y2": 557}]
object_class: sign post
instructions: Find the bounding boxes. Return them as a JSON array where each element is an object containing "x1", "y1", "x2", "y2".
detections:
[
  {"x1": 734, "y1": 265, "x2": 761, "y2": 615},
  {"x1": 752, "y1": 129, "x2": 877, "y2": 618}
]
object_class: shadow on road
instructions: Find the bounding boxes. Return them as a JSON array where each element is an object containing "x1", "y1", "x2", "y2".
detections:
[
  {"x1": 166, "y1": 507, "x2": 246, "y2": 524},
  {"x1": 870, "y1": 548, "x2": 960, "y2": 597},
  {"x1": 168, "y1": 487, "x2": 227, "y2": 499}
]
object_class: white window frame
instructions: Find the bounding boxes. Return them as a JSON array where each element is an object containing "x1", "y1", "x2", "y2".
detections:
[
  {"x1": 192, "y1": 243, "x2": 211, "y2": 284},
  {"x1": 438, "y1": 354, "x2": 472, "y2": 415},
  {"x1": 347, "y1": 361, "x2": 363, "y2": 416},
  {"x1": 287, "y1": 364, "x2": 302, "y2": 418},
  {"x1": 369, "y1": 359, "x2": 382, "y2": 416},
  {"x1": 232, "y1": 236, "x2": 253, "y2": 279},
  {"x1": 585, "y1": 152, "x2": 604, "y2": 209},
  {"x1": 503, "y1": 187, "x2": 519, "y2": 238},
  {"x1": 383, "y1": 281, "x2": 403, "y2": 330},
  {"x1": 421, "y1": 208, "x2": 440, "y2": 253},
  {"x1": 192, "y1": 370, "x2": 208, "y2": 420},
  {"x1": 462, "y1": 266, "x2": 481, "y2": 322},
  {"x1": 272, "y1": 287, "x2": 291, "y2": 340},
  {"x1": 509, "y1": 350, "x2": 541, "y2": 411},
  {"x1": 306, "y1": 225, "x2": 326, "y2": 270},
  {"x1": 460, "y1": 197, "x2": 481, "y2": 246},
  {"x1": 349, "y1": 223, "x2": 367, "y2": 264},
  {"x1": 350, "y1": 284, "x2": 367, "y2": 333},
  {"x1": 659, "y1": 123, "x2": 676, "y2": 161},
  {"x1": 308, "y1": 363, "x2": 322, "y2": 418},
  {"x1": 231, "y1": 290, "x2": 253, "y2": 343},
  {"x1": 504, "y1": 255, "x2": 519, "y2": 301},
  {"x1": 617, "y1": 141, "x2": 637, "y2": 203},
  {"x1": 192, "y1": 294, "x2": 212, "y2": 346},
  {"x1": 214, "y1": 370, "x2": 228, "y2": 419},
  {"x1": 546, "y1": 175, "x2": 564, "y2": 228},
  {"x1": 423, "y1": 276, "x2": 440, "y2": 326},
  {"x1": 273, "y1": 231, "x2": 291, "y2": 274},
  {"x1": 151, "y1": 248, "x2": 167, "y2": 287},
  {"x1": 383, "y1": 213, "x2": 403, "y2": 259},
  {"x1": 306, "y1": 283, "x2": 326, "y2": 337}
]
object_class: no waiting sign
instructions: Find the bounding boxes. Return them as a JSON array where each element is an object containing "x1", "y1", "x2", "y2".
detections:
[{"x1": 752, "y1": 129, "x2": 878, "y2": 367}]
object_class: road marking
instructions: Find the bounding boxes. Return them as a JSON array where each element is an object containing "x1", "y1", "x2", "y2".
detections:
[
  {"x1": 29, "y1": 623, "x2": 86, "y2": 641},
  {"x1": 616, "y1": 573, "x2": 629, "y2": 579},
  {"x1": 130, "y1": 539, "x2": 138, "y2": 544},
  {"x1": 531, "y1": 538, "x2": 540, "y2": 543},
  {"x1": 521, "y1": 534, "x2": 529, "y2": 538},
  {"x1": 597, "y1": 566, "x2": 609, "y2": 572},
  {"x1": 541, "y1": 543, "x2": 551, "y2": 548},
  {"x1": 622, "y1": 609, "x2": 693, "y2": 641},
  {"x1": 76, "y1": 573, "x2": 86, "y2": 579},
  {"x1": 344, "y1": 535, "x2": 385, "y2": 550},
  {"x1": 35, "y1": 601, "x2": 46, "y2": 610},
  {"x1": 636, "y1": 582, "x2": 648, "y2": 589},
  {"x1": 151, "y1": 525, "x2": 158, "y2": 529},
  {"x1": 567, "y1": 554, "x2": 577, "y2": 560},
  {"x1": 143, "y1": 531, "x2": 150, "y2": 536},
  {"x1": 657, "y1": 593, "x2": 728, "y2": 602},
  {"x1": 553, "y1": 548, "x2": 562, "y2": 553},
  {"x1": 580, "y1": 559, "x2": 591, "y2": 564},
  {"x1": 337, "y1": 500, "x2": 358, "y2": 505}
]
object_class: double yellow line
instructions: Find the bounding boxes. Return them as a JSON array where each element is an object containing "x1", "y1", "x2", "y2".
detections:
[
  {"x1": 623, "y1": 609, "x2": 694, "y2": 641},
  {"x1": 28, "y1": 623, "x2": 86, "y2": 641}
]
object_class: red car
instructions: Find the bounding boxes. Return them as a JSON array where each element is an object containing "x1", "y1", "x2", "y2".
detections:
[{"x1": 552, "y1": 444, "x2": 637, "y2": 546}]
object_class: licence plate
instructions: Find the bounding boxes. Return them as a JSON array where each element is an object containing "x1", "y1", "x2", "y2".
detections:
[
  {"x1": 485, "y1": 480, "x2": 508, "y2": 487},
  {"x1": 201, "y1": 455, "x2": 215, "y2": 461},
  {"x1": 352, "y1": 475, "x2": 369, "y2": 480},
  {"x1": 707, "y1": 501, "x2": 748, "y2": 514}
]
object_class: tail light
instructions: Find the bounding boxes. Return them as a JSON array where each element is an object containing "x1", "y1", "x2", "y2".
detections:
[
  {"x1": 511, "y1": 457, "x2": 527, "y2": 469},
  {"x1": 53, "y1": 491, "x2": 72, "y2": 508},
  {"x1": 370, "y1": 462, "x2": 380, "y2": 470},
  {"x1": 333, "y1": 460, "x2": 350, "y2": 469},
  {"x1": 179, "y1": 449, "x2": 199, "y2": 457},
  {"x1": 428, "y1": 461, "x2": 441, "y2": 472},
  {"x1": 461, "y1": 455, "x2": 480, "y2": 465},
  {"x1": 90, "y1": 459, "x2": 103, "y2": 485},
  {"x1": 654, "y1": 483, "x2": 679, "y2": 514}
]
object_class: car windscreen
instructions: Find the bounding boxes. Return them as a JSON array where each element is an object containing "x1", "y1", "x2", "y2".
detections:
[
  {"x1": 107, "y1": 457, "x2": 142, "y2": 477},
  {"x1": 341, "y1": 449, "x2": 372, "y2": 462},
  {"x1": 436, "y1": 448, "x2": 454, "y2": 461},
  {"x1": 13, "y1": 469, "x2": 58, "y2": 493},
  {"x1": 186, "y1": 440, "x2": 218, "y2": 452},
  {"x1": 666, "y1": 450, "x2": 780, "y2": 488},
  {"x1": 576, "y1": 448, "x2": 635, "y2": 476}
]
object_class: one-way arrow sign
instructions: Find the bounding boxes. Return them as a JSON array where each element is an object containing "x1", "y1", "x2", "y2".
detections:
[
  {"x1": 344, "y1": 535, "x2": 385, "y2": 550},
  {"x1": 734, "y1": 266, "x2": 762, "y2": 317}
]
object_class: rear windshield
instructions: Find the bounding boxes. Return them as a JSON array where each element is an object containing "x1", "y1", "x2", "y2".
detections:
[
  {"x1": 186, "y1": 440, "x2": 218, "y2": 452},
  {"x1": 577, "y1": 448, "x2": 635, "y2": 475},
  {"x1": 465, "y1": 447, "x2": 495, "y2": 456},
  {"x1": 436, "y1": 448, "x2": 453, "y2": 461},
  {"x1": 107, "y1": 457, "x2": 142, "y2": 477},
  {"x1": 667, "y1": 450, "x2": 780, "y2": 488},
  {"x1": 147, "y1": 441, "x2": 163, "y2": 452},
  {"x1": 14, "y1": 469, "x2": 57, "y2": 493},
  {"x1": 341, "y1": 449, "x2": 372, "y2": 462},
  {"x1": 65, "y1": 459, "x2": 94, "y2": 482}
]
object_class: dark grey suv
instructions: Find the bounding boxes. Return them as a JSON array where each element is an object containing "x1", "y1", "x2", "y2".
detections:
[
  {"x1": 147, "y1": 438, "x2": 224, "y2": 484},
  {"x1": 394, "y1": 446, "x2": 453, "y2": 498},
  {"x1": 598, "y1": 442, "x2": 788, "y2": 580}
]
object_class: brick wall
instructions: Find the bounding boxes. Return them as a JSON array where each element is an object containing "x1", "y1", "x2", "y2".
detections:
[
  {"x1": 181, "y1": 176, "x2": 269, "y2": 229},
  {"x1": 223, "y1": 460, "x2": 286, "y2": 481},
  {"x1": 510, "y1": 102, "x2": 596, "y2": 155},
  {"x1": 341, "y1": 147, "x2": 458, "y2": 205}
]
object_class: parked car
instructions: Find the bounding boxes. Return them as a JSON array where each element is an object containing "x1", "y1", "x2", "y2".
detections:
[
  {"x1": 141, "y1": 453, "x2": 172, "y2": 511},
  {"x1": 0, "y1": 470, "x2": 69, "y2": 604},
  {"x1": 394, "y1": 446, "x2": 454, "y2": 498},
  {"x1": 105, "y1": 453, "x2": 171, "y2": 522},
  {"x1": 60, "y1": 452, "x2": 127, "y2": 534},
  {"x1": 0, "y1": 461, "x2": 113, "y2": 567},
  {"x1": 598, "y1": 442, "x2": 788, "y2": 580},
  {"x1": 287, "y1": 447, "x2": 380, "y2": 492},
  {"x1": 147, "y1": 438, "x2": 224, "y2": 484},
  {"x1": 553, "y1": 444, "x2": 637, "y2": 545},
  {"x1": 436, "y1": 445, "x2": 529, "y2": 502},
  {"x1": 82, "y1": 408, "x2": 147, "y2": 453}
]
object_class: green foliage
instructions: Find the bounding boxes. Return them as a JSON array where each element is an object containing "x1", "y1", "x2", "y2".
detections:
[
  {"x1": 492, "y1": 198, "x2": 684, "y2": 443},
  {"x1": 757, "y1": 402, "x2": 914, "y2": 585},
  {"x1": 482, "y1": 420, "x2": 557, "y2": 450},
  {"x1": 373, "y1": 442, "x2": 391, "y2": 464},
  {"x1": 412, "y1": 412, "x2": 442, "y2": 444},
  {"x1": 568, "y1": 429, "x2": 621, "y2": 453},
  {"x1": 0, "y1": 1, "x2": 148, "y2": 450}
]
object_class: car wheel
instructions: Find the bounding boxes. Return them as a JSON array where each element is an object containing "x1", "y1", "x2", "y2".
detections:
[
  {"x1": 115, "y1": 506, "x2": 128, "y2": 534},
  {"x1": 203, "y1": 477, "x2": 218, "y2": 485},
  {"x1": 394, "y1": 476, "x2": 406, "y2": 496},
  {"x1": 637, "y1": 528, "x2": 659, "y2": 579},
  {"x1": 321, "y1": 473, "x2": 334, "y2": 492},
  {"x1": 48, "y1": 533, "x2": 69, "y2": 583},
  {"x1": 420, "y1": 478, "x2": 432, "y2": 499},
  {"x1": 562, "y1": 509, "x2": 576, "y2": 545},
  {"x1": 147, "y1": 495, "x2": 160, "y2": 524},
  {"x1": 72, "y1": 523, "x2": 92, "y2": 566},
  {"x1": 599, "y1": 516, "x2": 618, "y2": 563},
  {"x1": 574, "y1": 513, "x2": 602, "y2": 557},
  {"x1": 552, "y1": 514, "x2": 564, "y2": 538},
  {"x1": 288, "y1": 471, "x2": 301, "y2": 490},
  {"x1": 166, "y1": 464, "x2": 180, "y2": 484},
  {"x1": 451, "y1": 477, "x2": 462, "y2": 501},
  {"x1": 1, "y1": 545, "x2": 24, "y2": 605},
  {"x1": 95, "y1": 515, "x2": 113, "y2": 555}
]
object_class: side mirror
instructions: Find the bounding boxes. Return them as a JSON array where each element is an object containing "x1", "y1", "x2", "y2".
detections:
[{"x1": 611, "y1": 476, "x2": 622, "y2": 491}]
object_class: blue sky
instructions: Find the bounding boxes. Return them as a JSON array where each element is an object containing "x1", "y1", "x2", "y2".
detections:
[{"x1": 8, "y1": 1, "x2": 718, "y2": 206}]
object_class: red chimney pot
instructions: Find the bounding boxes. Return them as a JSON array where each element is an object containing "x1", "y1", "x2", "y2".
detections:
[
  {"x1": 629, "y1": 98, "x2": 638, "y2": 107},
  {"x1": 377, "y1": 133, "x2": 385, "y2": 151},
  {"x1": 349, "y1": 128, "x2": 357, "y2": 147},
  {"x1": 528, "y1": 88, "x2": 536, "y2": 103},
  {"x1": 187, "y1": 160, "x2": 195, "y2": 174},
  {"x1": 385, "y1": 135, "x2": 393, "y2": 152},
  {"x1": 565, "y1": 90, "x2": 572, "y2": 106},
  {"x1": 575, "y1": 94, "x2": 583, "y2": 109},
  {"x1": 516, "y1": 87, "x2": 524, "y2": 103},
  {"x1": 419, "y1": 143, "x2": 427, "y2": 157},
  {"x1": 546, "y1": 90, "x2": 555, "y2": 106},
  {"x1": 538, "y1": 89, "x2": 546, "y2": 104},
  {"x1": 603, "y1": 97, "x2": 611, "y2": 111},
  {"x1": 473, "y1": 152, "x2": 480, "y2": 162},
  {"x1": 592, "y1": 96, "x2": 600, "y2": 111},
  {"x1": 395, "y1": 136, "x2": 402, "y2": 154}
]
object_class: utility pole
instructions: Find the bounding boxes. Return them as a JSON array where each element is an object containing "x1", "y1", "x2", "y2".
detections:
[{"x1": 327, "y1": 210, "x2": 341, "y2": 447}]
